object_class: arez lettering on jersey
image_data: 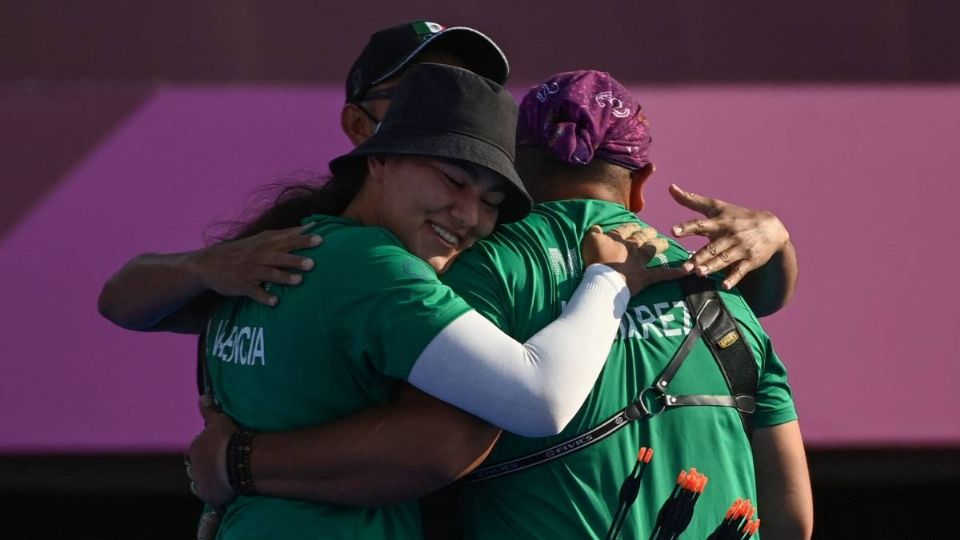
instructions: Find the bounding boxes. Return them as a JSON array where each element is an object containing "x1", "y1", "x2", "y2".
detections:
[
  {"x1": 562, "y1": 298, "x2": 692, "y2": 342},
  {"x1": 210, "y1": 319, "x2": 266, "y2": 366},
  {"x1": 441, "y1": 200, "x2": 797, "y2": 539},
  {"x1": 617, "y1": 301, "x2": 692, "y2": 340}
]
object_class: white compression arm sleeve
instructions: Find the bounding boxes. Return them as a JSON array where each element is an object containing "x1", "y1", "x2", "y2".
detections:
[{"x1": 406, "y1": 264, "x2": 631, "y2": 437}]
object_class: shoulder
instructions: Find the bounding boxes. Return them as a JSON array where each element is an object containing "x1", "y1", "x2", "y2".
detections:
[
  {"x1": 310, "y1": 221, "x2": 421, "y2": 264},
  {"x1": 297, "y1": 219, "x2": 438, "y2": 286},
  {"x1": 717, "y1": 284, "x2": 774, "y2": 360}
]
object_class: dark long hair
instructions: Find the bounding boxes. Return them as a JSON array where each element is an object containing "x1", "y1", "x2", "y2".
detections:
[
  {"x1": 189, "y1": 168, "x2": 365, "y2": 323},
  {"x1": 208, "y1": 168, "x2": 365, "y2": 244}
]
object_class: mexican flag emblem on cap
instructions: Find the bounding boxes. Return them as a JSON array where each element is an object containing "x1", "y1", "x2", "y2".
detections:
[{"x1": 411, "y1": 21, "x2": 445, "y2": 35}]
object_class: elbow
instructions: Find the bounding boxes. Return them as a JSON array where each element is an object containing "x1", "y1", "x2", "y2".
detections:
[
  {"x1": 97, "y1": 281, "x2": 127, "y2": 327},
  {"x1": 510, "y1": 393, "x2": 577, "y2": 438},
  {"x1": 415, "y1": 462, "x2": 465, "y2": 490},
  {"x1": 751, "y1": 300, "x2": 783, "y2": 319},
  {"x1": 98, "y1": 286, "x2": 138, "y2": 330},
  {"x1": 765, "y1": 518, "x2": 813, "y2": 540},
  {"x1": 97, "y1": 279, "x2": 153, "y2": 331},
  {"x1": 791, "y1": 506, "x2": 815, "y2": 540},
  {"x1": 413, "y1": 420, "x2": 501, "y2": 487},
  {"x1": 762, "y1": 498, "x2": 813, "y2": 540}
]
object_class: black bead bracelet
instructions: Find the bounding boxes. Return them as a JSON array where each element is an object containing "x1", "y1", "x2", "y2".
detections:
[{"x1": 226, "y1": 430, "x2": 257, "y2": 496}]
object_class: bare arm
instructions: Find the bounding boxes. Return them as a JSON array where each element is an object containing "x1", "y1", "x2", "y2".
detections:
[
  {"x1": 733, "y1": 239, "x2": 798, "y2": 318},
  {"x1": 188, "y1": 387, "x2": 501, "y2": 507},
  {"x1": 98, "y1": 226, "x2": 322, "y2": 333},
  {"x1": 668, "y1": 184, "x2": 798, "y2": 317},
  {"x1": 752, "y1": 421, "x2": 814, "y2": 539},
  {"x1": 187, "y1": 226, "x2": 683, "y2": 505},
  {"x1": 98, "y1": 252, "x2": 219, "y2": 333}
]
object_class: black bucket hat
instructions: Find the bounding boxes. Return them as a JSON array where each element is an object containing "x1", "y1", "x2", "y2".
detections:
[
  {"x1": 345, "y1": 21, "x2": 509, "y2": 103},
  {"x1": 330, "y1": 63, "x2": 533, "y2": 224}
]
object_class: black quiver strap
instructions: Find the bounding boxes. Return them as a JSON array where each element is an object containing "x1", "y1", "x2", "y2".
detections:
[
  {"x1": 677, "y1": 275, "x2": 758, "y2": 438},
  {"x1": 460, "y1": 276, "x2": 760, "y2": 486}
]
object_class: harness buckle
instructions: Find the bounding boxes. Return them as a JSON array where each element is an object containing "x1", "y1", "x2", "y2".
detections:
[
  {"x1": 626, "y1": 386, "x2": 667, "y2": 420},
  {"x1": 734, "y1": 394, "x2": 756, "y2": 414}
]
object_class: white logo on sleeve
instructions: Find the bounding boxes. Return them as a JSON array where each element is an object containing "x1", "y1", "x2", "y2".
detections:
[
  {"x1": 548, "y1": 247, "x2": 581, "y2": 279},
  {"x1": 211, "y1": 320, "x2": 267, "y2": 366}
]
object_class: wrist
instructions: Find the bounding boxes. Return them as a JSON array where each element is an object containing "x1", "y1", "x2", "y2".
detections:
[
  {"x1": 182, "y1": 248, "x2": 216, "y2": 292},
  {"x1": 583, "y1": 264, "x2": 631, "y2": 314},
  {"x1": 225, "y1": 430, "x2": 258, "y2": 496},
  {"x1": 770, "y1": 214, "x2": 790, "y2": 250}
]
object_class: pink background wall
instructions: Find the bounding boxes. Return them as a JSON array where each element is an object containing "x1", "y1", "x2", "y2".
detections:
[{"x1": 1, "y1": 84, "x2": 958, "y2": 452}]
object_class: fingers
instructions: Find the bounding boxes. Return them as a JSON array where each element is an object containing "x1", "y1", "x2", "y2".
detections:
[
  {"x1": 283, "y1": 225, "x2": 324, "y2": 250},
  {"x1": 264, "y1": 252, "x2": 315, "y2": 271},
  {"x1": 668, "y1": 184, "x2": 723, "y2": 217},
  {"x1": 198, "y1": 395, "x2": 219, "y2": 424},
  {"x1": 687, "y1": 236, "x2": 737, "y2": 268},
  {"x1": 636, "y1": 237, "x2": 669, "y2": 261},
  {"x1": 608, "y1": 222, "x2": 644, "y2": 240},
  {"x1": 721, "y1": 260, "x2": 752, "y2": 290},
  {"x1": 628, "y1": 227, "x2": 658, "y2": 245},
  {"x1": 671, "y1": 217, "x2": 723, "y2": 239},
  {"x1": 245, "y1": 284, "x2": 278, "y2": 307},
  {"x1": 643, "y1": 266, "x2": 692, "y2": 287},
  {"x1": 243, "y1": 266, "x2": 307, "y2": 307},
  {"x1": 200, "y1": 394, "x2": 216, "y2": 408},
  {"x1": 255, "y1": 266, "x2": 305, "y2": 287},
  {"x1": 258, "y1": 225, "x2": 322, "y2": 254},
  {"x1": 694, "y1": 245, "x2": 749, "y2": 277}
]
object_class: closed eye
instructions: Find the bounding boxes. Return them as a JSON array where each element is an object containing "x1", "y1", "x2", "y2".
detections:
[
  {"x1": 443, "y1": 173, "x2": 465, "y2": 188},
  {"x1": 483, "y1": 192, "x2": 506, "y2": 208}
]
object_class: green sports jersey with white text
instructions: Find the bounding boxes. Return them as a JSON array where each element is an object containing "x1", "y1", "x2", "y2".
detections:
[
  {"x1": 204, "y1": 215, "x2": 472, "y2": 540},
  {"x1": 441, "y1": 200, "x2": 797, "y2": 540}
]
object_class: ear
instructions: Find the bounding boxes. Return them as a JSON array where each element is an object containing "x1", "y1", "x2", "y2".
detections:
[
  {"x1": 341, "y1": 104, "x2": 375, "y2": 146},
  {"x1": 629, "y1": 163, "x2": 655, "y2": 212},
  {"x1": 365, "y1": 156, "x2": 389, "y2": 185}
]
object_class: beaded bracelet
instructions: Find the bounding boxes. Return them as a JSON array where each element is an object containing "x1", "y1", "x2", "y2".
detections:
[{"x1": 226, "y1": 430, "x2": 257, "y2": 496}]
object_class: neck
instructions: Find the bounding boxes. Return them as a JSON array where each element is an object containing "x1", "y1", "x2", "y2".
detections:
[
  {"x1": 341, "y1": 181, "x2": 380, "y2": 226},
  {"x1": 529, "y1": 181, "x2": 630, "y2": 208}
]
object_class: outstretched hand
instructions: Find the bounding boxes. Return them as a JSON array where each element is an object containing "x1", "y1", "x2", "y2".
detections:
[
  {"x1": 668, "y1": 184, "x2": 789, "y2": 290},
  {"x1": 187, "y1": 395, "x2": 239, "y2": 508},
  {"x1": 190, "y1": 224, "x2": 323, "y2": 306},
  {"x1": 581, "y1": 223, "x2": 689, "y2": 295}
]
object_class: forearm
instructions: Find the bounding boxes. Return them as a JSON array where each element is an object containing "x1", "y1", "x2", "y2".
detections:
[
  {"x1": 251, "y1": 394, "x2": 500, "y2": 506},
  {"x1": 753, "y1": 421, "x2": 814, "y2": 539},
  {"x1": 408, "y1": 264, "x2": 631, "y2": 437},
  {"x1": 98, "y1": 252, "x2": 210, "y2": 333},
  {"x1": 736, "y1": 239, "x2": 798, "y2": 317}
]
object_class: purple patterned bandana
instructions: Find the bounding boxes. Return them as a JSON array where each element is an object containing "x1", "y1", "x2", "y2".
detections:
[{"x1": 517, "y1": 70, "x2": 651, "y2": 170}]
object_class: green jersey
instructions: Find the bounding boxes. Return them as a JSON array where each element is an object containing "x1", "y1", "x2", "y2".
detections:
[
  {"x1": 204, "y1": 215, "x2": 471, "y2": 540},
  {"x1": 442, "y1": 200, "x2": 797, "y2": 540}
]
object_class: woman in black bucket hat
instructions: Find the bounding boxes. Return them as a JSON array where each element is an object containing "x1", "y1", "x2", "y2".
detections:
[{"x1": 185, "y1": 63, "x2": 680, "y2": 538}]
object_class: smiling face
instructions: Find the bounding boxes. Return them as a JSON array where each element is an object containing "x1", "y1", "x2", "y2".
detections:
[{"x1": 362, "y1": 156, "x2": 506, "y2": 273}]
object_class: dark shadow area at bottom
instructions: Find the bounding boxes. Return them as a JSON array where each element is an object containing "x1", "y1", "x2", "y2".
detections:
[{"x1": 1, "y1": 448, "x2": 956, "y2": 538}]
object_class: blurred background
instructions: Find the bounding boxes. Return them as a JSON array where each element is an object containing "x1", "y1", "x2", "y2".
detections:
[{"x1": 2, "y1": 1, "x2": 958, "y2": 537}]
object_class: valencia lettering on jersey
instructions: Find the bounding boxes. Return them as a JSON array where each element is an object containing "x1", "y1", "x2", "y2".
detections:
[{"x1": 210, "y1": 319, "x2": 267, "y2": 366}]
